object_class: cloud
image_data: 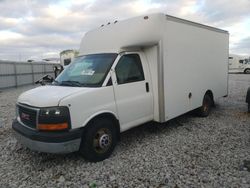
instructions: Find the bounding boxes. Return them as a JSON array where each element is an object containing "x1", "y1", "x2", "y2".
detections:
[
  {"x1": 0, "y1": 0, "x2": 249, "y2": 60},
  {"x1": 232, "y1": 36, "x2": 250, "y2": 55},
  {"x1": 0, "y1": 33, "x2": 79, "y2": 61},
  {"x1": 0, "y1": 17, "x2": 21, "y2": 30}
]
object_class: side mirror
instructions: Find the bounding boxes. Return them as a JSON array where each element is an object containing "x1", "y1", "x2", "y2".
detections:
[{"x1": 35, "y1": 75, "x2": 54, "y2": 85}]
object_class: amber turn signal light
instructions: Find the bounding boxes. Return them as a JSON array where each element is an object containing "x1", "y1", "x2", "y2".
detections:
[{"x1": 38, "y1": 122, "x2": 68, "y2": 131}]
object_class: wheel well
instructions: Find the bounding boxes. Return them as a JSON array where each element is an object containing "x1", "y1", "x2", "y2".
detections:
[
  {"x1": 85, "y1": 113, "x2": 120, "y2": 139},
  {"x1": 205, "y1": 90, "x2": 214, "y2": 105}
]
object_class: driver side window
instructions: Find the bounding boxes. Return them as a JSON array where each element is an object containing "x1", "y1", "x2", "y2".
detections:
[{"x1": 115, "y1": 54, "x2": 145, "y2": 84}]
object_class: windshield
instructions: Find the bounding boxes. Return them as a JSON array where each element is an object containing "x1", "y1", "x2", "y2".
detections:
[{"x1": 55, "y1": 53, "x2": 117, "y2": 87}]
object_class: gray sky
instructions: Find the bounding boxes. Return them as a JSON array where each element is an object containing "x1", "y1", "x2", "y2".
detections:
[{"x1": 0, "y1": 0, "x2": 249, "y2": 61}]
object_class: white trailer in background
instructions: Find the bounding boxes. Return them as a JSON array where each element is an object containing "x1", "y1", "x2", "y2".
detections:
[
  {"x1": 229, "y1": 54, "x2": 250, "y2": 74},
  {"x1": 13, "y1": 13, "x2": 229, "y2": 161},
  {"x1": 60, "y1": 49, "x2": 79, "y2": 67}
]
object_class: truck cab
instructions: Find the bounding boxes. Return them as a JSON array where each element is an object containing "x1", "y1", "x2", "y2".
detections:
[{"x1": 13, "y1": 51, "x2": 154, "y2": 162}]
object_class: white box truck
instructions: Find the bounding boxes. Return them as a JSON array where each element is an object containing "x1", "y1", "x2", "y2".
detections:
[
  {"x1": 229, "y1": 54, "x2": 250, "y2": 74},
  {"x1": 12, "y1": 13, "x2": 229, "y2": 162}
]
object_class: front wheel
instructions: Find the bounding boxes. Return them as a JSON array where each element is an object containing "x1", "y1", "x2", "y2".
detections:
[
  {"x1": 196, "y1": 94, "x2": 213, "y2": 117},
  {"x1": 244, "y1": 68, "x2": 250, "y2": 74},
  {"x1": 79, "y1": 118, "x2": 118, "y2": 162}
]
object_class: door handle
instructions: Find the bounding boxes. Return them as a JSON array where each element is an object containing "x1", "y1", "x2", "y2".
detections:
[{"x1": 146, "y1": 82, "x2": 149, "y2": 92}]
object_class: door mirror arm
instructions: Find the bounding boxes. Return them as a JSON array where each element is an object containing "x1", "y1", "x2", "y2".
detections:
[{"x1": 35, "y1": 75, "x2": 54, "y2": 85}]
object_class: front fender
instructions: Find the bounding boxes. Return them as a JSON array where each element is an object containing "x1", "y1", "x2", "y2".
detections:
[
  {"x1": 82, "y1": 110, "x2": 119, "y2": 128},
  {"x1": 246, "y1": 87, "x2": 250, "y2": 103}
]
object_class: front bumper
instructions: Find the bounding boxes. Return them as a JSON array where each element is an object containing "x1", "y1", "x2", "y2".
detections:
[{"x1": 12, "y1": 119, "x2": 83, "y2": 154}]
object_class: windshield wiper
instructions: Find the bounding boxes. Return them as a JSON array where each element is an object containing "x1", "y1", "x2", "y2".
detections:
[{"x1": 60, "y1": 80, "x2": 83, "y2": 87}]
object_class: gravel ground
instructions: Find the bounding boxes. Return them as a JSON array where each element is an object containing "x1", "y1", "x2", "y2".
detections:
[{"x1": 0, "y1": 74, "x2": 249, "y2": 188}]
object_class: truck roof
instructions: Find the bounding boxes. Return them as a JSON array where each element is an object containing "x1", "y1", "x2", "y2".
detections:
[
  {"x1": 79, "y1": 13, "x2": 228, "y2": 55},
  {"x1": 165, "y1": 14, "x2": 228, "y2": 34}
]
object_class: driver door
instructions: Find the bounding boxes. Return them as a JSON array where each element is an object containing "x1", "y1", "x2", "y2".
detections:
[{"x1": 111, "y1": 52, "x2": 153, "y2": 131}]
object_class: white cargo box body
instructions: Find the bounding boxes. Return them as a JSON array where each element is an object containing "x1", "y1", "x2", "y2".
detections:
[{"x1": 79, "y1": 13, "x2": 229, "y2": 123}]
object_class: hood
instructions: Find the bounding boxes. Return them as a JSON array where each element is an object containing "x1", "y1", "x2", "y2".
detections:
[{"x1": 18, "y1": 85, "x2": 89, "y2": 107}]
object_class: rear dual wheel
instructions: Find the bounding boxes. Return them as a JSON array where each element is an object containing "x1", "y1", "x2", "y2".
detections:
[{"x1": 196, "y1": 94, "x2": 213, "y2": 117}]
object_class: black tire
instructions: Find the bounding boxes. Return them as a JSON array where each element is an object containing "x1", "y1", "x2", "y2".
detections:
[
  {"x1": 79, "y1": 118, "x2": 118, "y2": 162},
  {"x1": 244, "y1": 68, "x2": 250, "y2": 74},
  {"x1": 196, "y1": 94, "x2": 213, "y2": 117}
]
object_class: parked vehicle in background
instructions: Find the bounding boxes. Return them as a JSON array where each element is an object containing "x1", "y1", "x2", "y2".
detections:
[
  {"x1": 229, "y1": 54, "x2": 250, "y2": 74},
  {"x1": 246, "y1": 87, "x2": 250, "y2": 112},
  {"x1": 60, "y1": 49, "x2": 79, "y2": 68},
  {"x1": 12, "y1": 13, "x2": 229, "y2": 162},
  {"x1": 50, "y1": 50, "x2": 79, "y2": 78}
]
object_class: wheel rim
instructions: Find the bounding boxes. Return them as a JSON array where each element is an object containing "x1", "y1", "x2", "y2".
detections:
[{"x1": 93, "y1": 128, "x2": 112, "y2": 153}]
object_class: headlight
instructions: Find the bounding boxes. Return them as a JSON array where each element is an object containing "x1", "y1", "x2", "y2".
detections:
[{"x1": 38, "y1": 106, "x2": 71, "y2": 131}]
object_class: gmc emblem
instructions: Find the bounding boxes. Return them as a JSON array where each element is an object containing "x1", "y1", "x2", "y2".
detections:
[{"x1": 21, "y1": 112, "x2": 30, "y2": 120}]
